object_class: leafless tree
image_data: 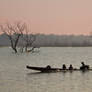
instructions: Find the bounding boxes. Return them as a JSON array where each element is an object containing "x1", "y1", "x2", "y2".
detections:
[
  {"x1": 23, "y1": 26, "x2": 36, "y2": 52},
  {"x1": 0, "y1": 22, "x2": 26, "y2": 53}
]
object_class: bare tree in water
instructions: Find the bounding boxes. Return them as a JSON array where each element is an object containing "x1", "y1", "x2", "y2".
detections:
[
  {"x1": 23, "y1": 25, "x2": 36, "y2": 52},
  {"x1": 0, "y1": 22, "x2": 25, "y2": 53}
]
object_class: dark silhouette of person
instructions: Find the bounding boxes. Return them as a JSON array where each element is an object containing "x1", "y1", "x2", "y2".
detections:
[
  {"x1": 46, "y1": 65, "x2": 51, "y2": 69},
  {"x1": 80, "y1": 62, "x2": 89, "y2": 70},
  {"x1": 62, "y1": 64, "x2": 66, "y2": 70},
  {"x1": 69, "y1": 64, "x2": 73, "y2": 70}
]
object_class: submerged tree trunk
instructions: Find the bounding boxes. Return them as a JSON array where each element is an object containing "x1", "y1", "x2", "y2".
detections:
[{"x1": 13, "y1": 47, "x2": 17, "y2": 53}]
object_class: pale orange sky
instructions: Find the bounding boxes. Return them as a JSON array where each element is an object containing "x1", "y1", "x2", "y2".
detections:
[{"x1": 0, "y1": 0, "x2": 92, "y2": 35}]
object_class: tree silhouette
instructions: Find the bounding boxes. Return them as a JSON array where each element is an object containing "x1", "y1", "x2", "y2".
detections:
[{"x1": 0, "y1": 22, "x2": 25, "y2": 53}]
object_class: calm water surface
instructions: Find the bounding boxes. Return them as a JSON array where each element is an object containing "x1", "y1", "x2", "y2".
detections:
[{"x1": 0, "y1": 47, "x2": 92, "y2": 92}]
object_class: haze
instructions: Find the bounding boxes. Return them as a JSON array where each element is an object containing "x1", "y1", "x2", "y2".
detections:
[{"x1": 0, "y1": 0, "x2": 92, "y2": 35}]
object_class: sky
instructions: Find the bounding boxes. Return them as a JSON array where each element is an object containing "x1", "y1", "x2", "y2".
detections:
[{"x1": 0, "y1": 0, "x2": 92, "y2": 35}]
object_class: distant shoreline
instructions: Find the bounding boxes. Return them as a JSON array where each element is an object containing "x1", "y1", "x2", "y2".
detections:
[{"x1": 1, "y1": 33, "x2": 92, "y2": 47}]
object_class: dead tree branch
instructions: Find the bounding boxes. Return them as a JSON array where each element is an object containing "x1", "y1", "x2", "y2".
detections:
[{"x1": 0, "y1": 22, "x2": 25, "y2": 53}]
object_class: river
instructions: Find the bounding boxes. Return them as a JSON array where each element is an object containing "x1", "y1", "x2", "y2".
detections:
[{"x1": 0, "y1": 47, "x2": 92, "y2": 92}]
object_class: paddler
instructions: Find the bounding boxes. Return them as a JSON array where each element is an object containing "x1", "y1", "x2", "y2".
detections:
[
  {"x1": 80, "y1": 62, "x2": 89, "y2": 70},
  {"x1": 46, "y1": 65, "x2": 51, "y2": 69},
  {"x1": 68, "y1": 64, "x2": 73, "y2": 70},
  {"x1": 62, "y1": 64, "x2": 66, "y2": 70}
]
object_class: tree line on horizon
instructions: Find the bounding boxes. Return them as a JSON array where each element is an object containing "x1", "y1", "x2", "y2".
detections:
[{"x1": 1, "y1": 32, "x2": 92, "y2": 46}]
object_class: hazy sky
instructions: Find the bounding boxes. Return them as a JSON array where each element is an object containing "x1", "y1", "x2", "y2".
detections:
[{"x1": 0, "y1": 0, "x2": 92, "y2": 35}]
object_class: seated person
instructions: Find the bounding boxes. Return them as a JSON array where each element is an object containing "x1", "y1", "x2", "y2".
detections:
[
  {"x1": 69, "y1": 64, "x2": 73, "y2": 70},
  {"x1": 62, "y1": 64, "x2": 66, "y2": 70},
  {"x1": 46, "y1": 65, "x2": 51, "y2": 69},
  {"x1": 80, "y1": 62, "x2": 89, "y2": 70}
]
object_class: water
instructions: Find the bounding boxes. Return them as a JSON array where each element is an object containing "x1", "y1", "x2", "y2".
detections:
[{"x1": 0, "y1": 47, "x2": 92, "y2": 92}]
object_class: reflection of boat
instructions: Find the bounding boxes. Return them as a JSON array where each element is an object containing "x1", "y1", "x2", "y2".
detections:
[{"x1": 26, "y1": 65, "x2": 92, "y2": 73}]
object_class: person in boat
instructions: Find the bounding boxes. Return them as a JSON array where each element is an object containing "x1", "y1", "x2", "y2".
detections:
[
  {"x1": 68, "y1": 64, "x2": 73, "y2": 70},
  {"x1": 62, "y1": 64, "x2": 66, "y2": 70},
  {"x1": 80, "y1": 62, "x2": 89, "y2": 70},
  {"x1": 46, "y1": 65, "x2": 51, "y2": 69}
]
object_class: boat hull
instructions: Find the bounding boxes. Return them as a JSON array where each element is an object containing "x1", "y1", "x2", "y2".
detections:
[
  {"x1": 26, "y1": 65, "x2": 62, "y2": 72},
  {"x1": 26, "y1": 65, "x2": 92, "y2": 73}
]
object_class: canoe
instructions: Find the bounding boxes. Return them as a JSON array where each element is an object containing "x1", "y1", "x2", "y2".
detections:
[
  {"x1": 26, "y1": 65, "x2": 63, "y2": 72},
  {"x1": 26, "y1": 65, "x2": 92, "y2": 73}
]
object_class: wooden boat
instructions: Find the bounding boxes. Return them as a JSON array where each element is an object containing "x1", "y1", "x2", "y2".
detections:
[
  {"x1": 26, "y1": 65, "x2": 92, "y2": 73},
  {"x1": 26, "y1": 65, "x2": 63, "y2": 72}
]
